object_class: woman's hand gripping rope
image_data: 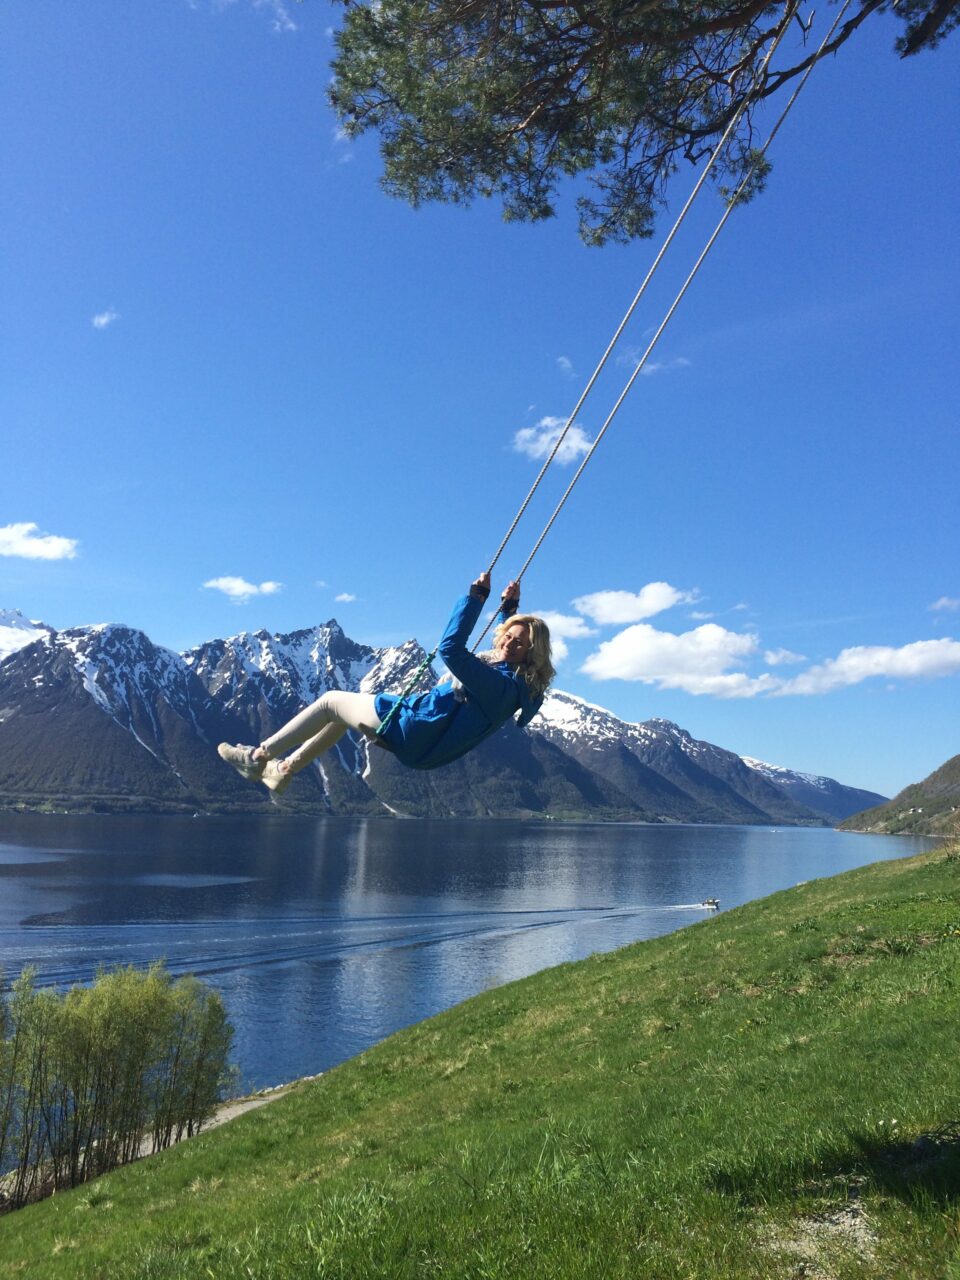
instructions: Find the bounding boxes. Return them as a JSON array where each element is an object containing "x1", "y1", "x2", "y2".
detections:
[{"x1": 470, "y1": 572, "x2": 521, "y2": 617}]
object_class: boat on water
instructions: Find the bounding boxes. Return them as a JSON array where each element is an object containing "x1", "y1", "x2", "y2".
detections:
[{"x1": 700, "y1": 897, "x2": 720, "y2": 909}]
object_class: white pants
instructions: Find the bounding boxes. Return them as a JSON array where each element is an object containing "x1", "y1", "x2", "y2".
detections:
[{"x1": 259, "y1": 690, "x2": 381, "y2": 776}]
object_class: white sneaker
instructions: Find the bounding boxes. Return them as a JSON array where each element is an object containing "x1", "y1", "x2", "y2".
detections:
[
  {"x1": 261, "y1": 759, "x2": 293, "y2": 795},
  {"x1": 217, "y1": 743, "x2": 264, "y2": 782}
]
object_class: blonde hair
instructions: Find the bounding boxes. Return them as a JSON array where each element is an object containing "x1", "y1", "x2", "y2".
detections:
[{"x1": 494, "y1": 613, "x2": 555, "y2": 701}]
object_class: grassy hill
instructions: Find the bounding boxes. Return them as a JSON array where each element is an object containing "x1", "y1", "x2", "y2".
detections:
[
  {"x1": 841, "y1": 754, "x2": 960, "y2": 837},
  {"x1": 1, "y1": 843, "x2": 958, "y2": 1279}
]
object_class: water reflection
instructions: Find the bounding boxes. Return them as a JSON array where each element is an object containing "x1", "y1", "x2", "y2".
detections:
[{"x1": 0, "y1": 813, "x2": 939, "y2": 1089}]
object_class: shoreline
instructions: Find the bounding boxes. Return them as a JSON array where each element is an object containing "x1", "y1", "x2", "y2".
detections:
[{"x1": 198, "y1": 1072, "x2": 323, "y2": 1136}]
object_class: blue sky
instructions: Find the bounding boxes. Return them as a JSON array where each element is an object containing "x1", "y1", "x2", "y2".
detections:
[{"x1": 2, "y1": 1, "x2": 958, "y2": 798}]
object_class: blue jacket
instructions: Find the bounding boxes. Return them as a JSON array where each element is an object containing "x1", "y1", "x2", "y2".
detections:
[{"x1": 373, "y1": 592, "x2": 542, "y2": 771}]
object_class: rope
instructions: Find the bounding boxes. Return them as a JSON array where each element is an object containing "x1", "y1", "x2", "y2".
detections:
[
  {"x1": 471, "y1": 0, "x2": 854, "y2": 649},
  {"x1": 482, "y1": 0, "x2": 800, "y2": 582},
  {"x1": 379, "y1": 0, "x2": 851, "y2": 703}
]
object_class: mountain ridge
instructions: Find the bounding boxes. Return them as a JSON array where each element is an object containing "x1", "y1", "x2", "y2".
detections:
[
  {"x1": 0, "y1": 609, "x2": 886, "y2": 823},
  {"x1": 839, "y1": 753, "x2": 960, "y2": 836}
]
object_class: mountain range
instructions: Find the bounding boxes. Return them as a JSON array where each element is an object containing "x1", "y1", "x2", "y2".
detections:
[{"x1": 0, "y1": 608, "x2": 886, "y2": 824}]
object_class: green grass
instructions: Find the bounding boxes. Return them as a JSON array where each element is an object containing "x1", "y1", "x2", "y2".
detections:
[{"x1": 2, "y1": 844, "x2": 959, "y2": 1278}]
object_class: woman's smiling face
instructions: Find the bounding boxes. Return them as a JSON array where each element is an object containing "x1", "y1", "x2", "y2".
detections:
[{"x1": 495, "y1": 623, "x2": 531, "y2": 668}]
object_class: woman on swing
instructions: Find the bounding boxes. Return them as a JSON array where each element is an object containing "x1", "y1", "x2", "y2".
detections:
[{"x1": 217, "y1": 572, "x2": 554, "y2": 795}]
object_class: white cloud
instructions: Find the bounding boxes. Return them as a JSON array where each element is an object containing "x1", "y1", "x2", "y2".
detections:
[
  {"x1": 256, "y1": 0, "x2": 297, "y2": 33},
  {"x1": 564, "y1": 569, "x2": 960, "y2": 702},
  {"x1": 335, "y1": 592, "x2": 357, "y2": 603},
  {"x1": 573, "y1": 592, "x2": 960, "y2": 699},
  {"x1": 640, "y1": 356, "x2": 691, "y2": 377},
  {"x1": 581, "y1": 622, "x2": 768, "y2": 698},
  {"x1": 203, "y1": 576, "x2": 282, "y2": 602},
  {"x1": 774, "y1": 638, "x2": 960, "y2": 696},
  {"x1": 556, "y1": 355, "x2": 574, "y2": 377},
  {"x1": 208, "y1": 0, "x2": 296, "y2": 33},
  {"x1": 573, "y1": 582, "x2": 697, "y2": 625},
  {"x1": 763, "y1": 647, "x2": 806, "y2": 666},
  {"x1": 0, "y1": 522, "x2": 78, "y2": 560},
  {"x1": 616, "y1": 347, "x2": 691, "y2": 376},
  {"x1": 91, "y1": 308, "x2": 119, "y2": 329},
  {"x1": 513, "y1": 416, "x2": 591, "y2": 465},
  {"x1": 535, "y1": 611, "x2": 597, "y2": 662}
]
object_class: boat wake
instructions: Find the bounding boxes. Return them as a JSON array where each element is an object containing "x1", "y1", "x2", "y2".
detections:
[{"x1": 6, "y1": 901, "x2": 712, "y2": 989}]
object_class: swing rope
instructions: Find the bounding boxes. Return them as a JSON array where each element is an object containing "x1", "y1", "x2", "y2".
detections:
[
  {"x1": 470, "y1": 0, "x2": 854, "y2": 651},
  {"x1": 481, "y1": 0, "x2": 801, "y2": 584},
  {"x1": 378, "y1": 0, "x2": 851, "y2": 725}
]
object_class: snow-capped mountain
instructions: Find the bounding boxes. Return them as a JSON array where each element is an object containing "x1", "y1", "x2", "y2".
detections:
[
  {"x1": 742, "y1": 757, "x2": 887, "y2": 824},
  {"x1": 533, "y1": 692, "x2": 848, "y2": 824},
  {"x1": 0, "y1": 609, "x2": 53, "y2": 664},
  {"x1": 60, "y1": 624, "x2": 203, "y2": 735},
  {"x1": 0, "y1": 623, "x2": 232, "y2": 812},
  {"x1": 181, "y1": 621, "x2": 442, "y2": 811},
  {"x1": 184, "y1": 621, "x2": 432, "y2": 723},
  {"x1": 0, "y1": 616, "x2": 441, "y2": 815},
  {"x1": 0, "y1": 610, "x2": 887, "y2": 821}
]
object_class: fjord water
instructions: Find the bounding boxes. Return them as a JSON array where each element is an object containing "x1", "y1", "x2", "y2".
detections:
[{"x1": 0, "y1": 814, "x2": 938, "y2": 1091}]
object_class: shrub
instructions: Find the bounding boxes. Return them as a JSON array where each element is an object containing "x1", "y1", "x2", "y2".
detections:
[{"x1": 0, "y1": 963, "x2": 234, "y2": 1212}]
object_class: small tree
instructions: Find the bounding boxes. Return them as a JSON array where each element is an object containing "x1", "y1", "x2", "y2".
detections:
[
  {"x1": 0, "y1": 973, "x2": 59, "y2": 1207},
  {"x1": 0, "y1": 971, "x2": 13, "y2": 1176},
  {"x1": 149, "y1": 974, "x2": 236, "y2": 1151},
  {"x1": 53, "y1": 964, "x2": 174, "y2": 1179}
]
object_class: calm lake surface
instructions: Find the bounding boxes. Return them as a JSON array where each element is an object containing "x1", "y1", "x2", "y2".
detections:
[{"x1": 0, "y1": 814, "x2": 939, "y2": 1092}]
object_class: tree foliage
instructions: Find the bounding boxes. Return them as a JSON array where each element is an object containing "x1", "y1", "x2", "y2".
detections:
[
  {"x1": 0, "y1": 964, "x2": 234, "y2": 1212},
  {"x1": 329, "y1": 0, "x2": 959, "y2": 244}
]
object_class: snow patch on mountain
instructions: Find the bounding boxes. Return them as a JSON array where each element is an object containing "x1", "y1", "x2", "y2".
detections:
[
  {"x1": 56, "y1": 626, "x2": 203, "y2": 749},
  {"x1": 184, "y1": 622, "x2": 436, "y2": 722},
  {"x1": 645, "y1": 717, "x2": 711, "y2": 760},
  {"x1": 538, "y1": 692, "x2": 731, "y2": 775},
  {"x1": 742, "y1": 756, "x2": 830, "y2": 791},
  {"x1": 538, "y1": 690, "x2": 624, "y2": 743},
  {"x1": 0, "y1": 609, "x2": 52, "y2": 664},
  {"x1": 364, "y1": 640, "x2": 434, "y2": 696},
  {"x1": 538, "y1": 689, "x2": 661, "y2": 746}
]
